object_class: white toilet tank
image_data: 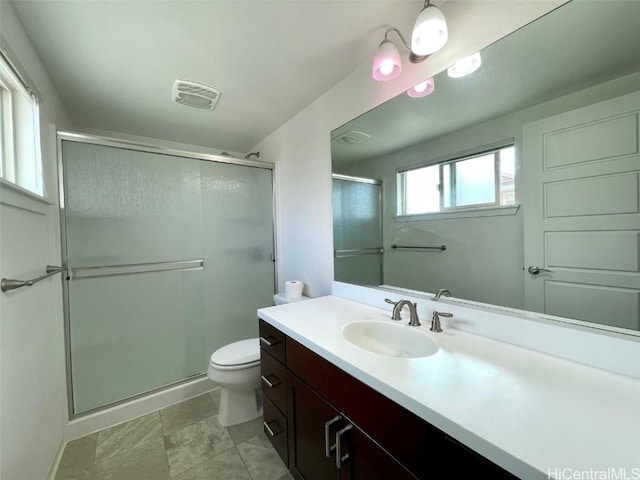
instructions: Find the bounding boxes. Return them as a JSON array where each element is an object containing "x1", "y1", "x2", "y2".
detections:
[{"x1": 273, "y1": 293, "x2": 309, "y2": 305}]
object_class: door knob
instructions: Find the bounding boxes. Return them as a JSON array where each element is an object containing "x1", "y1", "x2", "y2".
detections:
[{"x1": 527, "y1": 265, "x2": 551, "y2": 275}]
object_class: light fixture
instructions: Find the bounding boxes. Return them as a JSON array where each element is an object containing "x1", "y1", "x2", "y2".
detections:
[
  {"x1": 372, "y1": 38, "x2": 403, "y2": 81},
  {"x1": 372, "y1": 1, "x2": 447, "y2": 82},
  {"x1": 447, "y1": 52, "x2": 482, "y2": 78},
  {"x1": 411, "y1": 0, "x2": 448, "y2": 56},
  {"x1": 407, "y1": 77, "x2": 435, "y2": 98}
]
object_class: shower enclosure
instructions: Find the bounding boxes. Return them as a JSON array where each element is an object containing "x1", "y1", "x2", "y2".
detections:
[
  {"x1": 58, "y1": 134, "x2": 275, "y2": 415},
  {"x1": 332, "y1": 174, "x2": 383, "y2": 286}
]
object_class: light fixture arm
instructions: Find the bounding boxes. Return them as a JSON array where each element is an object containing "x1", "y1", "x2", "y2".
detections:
[{"x1": 383, "y1": 27, "x2": 429, "y2": 64}]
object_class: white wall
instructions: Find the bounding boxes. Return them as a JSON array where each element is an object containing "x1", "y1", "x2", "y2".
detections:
[
  {"x1": 254, "y1": 1, "x2": 565, "y2": 298},
  {"x1": 0, "y1": 1, "x2": 72, "y2": 479}
]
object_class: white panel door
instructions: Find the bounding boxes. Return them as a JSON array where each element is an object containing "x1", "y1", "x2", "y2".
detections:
[{"x1": 523, "y1": 90, "x2": 640, "y2": 331}]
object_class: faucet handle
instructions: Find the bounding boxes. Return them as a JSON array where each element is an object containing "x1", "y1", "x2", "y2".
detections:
[
  {"x1": 430, "y1": 311, "x2": 453, "y2": 333},
  {"x1": 384, "y1": 298, "x2": 402, "y2": 321}
]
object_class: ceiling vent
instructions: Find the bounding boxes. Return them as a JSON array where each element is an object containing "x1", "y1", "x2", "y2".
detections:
[
  {"x1": 172, "y1": 80, "x2": 221, "y2": 110},
  {"x1": 331, "y1": 130, "x2": 371, "y2": 146}
]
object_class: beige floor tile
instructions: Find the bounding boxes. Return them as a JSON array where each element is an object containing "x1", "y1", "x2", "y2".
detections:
[
  {"x1": 227, "y1": 417, "x2": 264, "y2": 445},
  {"x1": 54, "y1": 434, "x2": 97, "y2": 480},
  {"x1": 160, "y1": 393, "x2": 218, "y2": 435},
  {"x1": 95, "y1": 411, "x2": 163, "y2": 463},
  {"x1": 171, "y1": 446, "x2": 251, "y2": 480},
  {"x1": 164, "y1": 415, "x2": 234, "y2": 477},
  {"x1": 237, "y1": 437, "x2": 288, "y2": 480},
  {"x1": 93, "y1": 438, "x2": 169, "y2": 480}
]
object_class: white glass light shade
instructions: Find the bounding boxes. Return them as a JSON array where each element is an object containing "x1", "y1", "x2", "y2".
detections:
[
  {"x1": 447, "y1": 52, "x2": 482, "y2": 78},
  {"x1": 372, "y1": 40, "x2": 402, "y2": 81},
  {"x1": 411, "y1": 4, "x2": 448, "y2": 56},
  {"x1": 407, "y1": 77, "x2": 435, "y2": 98}
]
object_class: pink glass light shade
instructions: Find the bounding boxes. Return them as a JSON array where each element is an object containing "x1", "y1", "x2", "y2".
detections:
[
  {"x1": 407, "y1": 77, "x2": 435, "y2": 98},
  {"x1": 372, "y1": 40, "x2": 402, "y2": 81}
]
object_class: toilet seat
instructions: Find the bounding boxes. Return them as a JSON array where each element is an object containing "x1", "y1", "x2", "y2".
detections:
[{"x1": 210, "y1": 338, "x2": 260, "y2": 370}]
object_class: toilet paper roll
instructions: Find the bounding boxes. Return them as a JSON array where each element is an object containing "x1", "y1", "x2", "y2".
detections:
[{"x1": 285, "y1": 280, "x2": 304, "y2": 299}]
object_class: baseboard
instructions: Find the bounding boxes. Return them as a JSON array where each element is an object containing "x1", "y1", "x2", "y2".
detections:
[
  {"x1": 47, "y1": 438, "x2": 66, "y2": 480},
  {"x1": 64, "y1": 377, "x2": 217, "y2": 441}
]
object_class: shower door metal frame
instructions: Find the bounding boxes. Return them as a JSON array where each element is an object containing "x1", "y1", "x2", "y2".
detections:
[{"x1": 57, "y1": 131, "x2": 278, "y2": 419}]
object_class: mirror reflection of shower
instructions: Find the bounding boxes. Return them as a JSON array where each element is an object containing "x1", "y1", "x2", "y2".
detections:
[{"x1": 332, "y1": 174, "x2": 383, "y2": 287}]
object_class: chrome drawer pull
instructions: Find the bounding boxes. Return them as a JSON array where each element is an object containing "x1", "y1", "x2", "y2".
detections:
[
  {"x1": 335, "y1": 424, "x2": 353, "y2": 468},
  {"x1": 263, "y1": 420, "x2": 282, "y2": 437},
  {"x1": 324, "y1": 415, "x2": 341, "y2": 457},
  {"x1": 261, "y1": 374, "x2": 280, "y2": 388},
  {"x1": 260, "y1": 336, "x2": 280, "y2": 347}
]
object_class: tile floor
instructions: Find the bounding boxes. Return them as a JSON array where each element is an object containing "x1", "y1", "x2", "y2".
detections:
[{"x1": 54, "y1": 390, "x2": 293, "y2": 480}]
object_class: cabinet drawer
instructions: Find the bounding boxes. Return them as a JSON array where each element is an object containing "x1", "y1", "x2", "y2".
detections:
[
  {"x1": 260, "y1": 350, "x2": 287, "y2": 413},
  {"x1": 259, "y1": 319, "x2": 286, "y2": 364},
  {"x1": 263, "y1": 395, "x2": 288, "y2": 466}
]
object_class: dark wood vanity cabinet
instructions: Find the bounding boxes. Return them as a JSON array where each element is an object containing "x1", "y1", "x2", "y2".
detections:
[{"x1": 259, "y1": 319, "x2": 517, "y2": 480}]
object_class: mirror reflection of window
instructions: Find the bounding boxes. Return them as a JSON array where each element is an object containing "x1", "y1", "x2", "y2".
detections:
[{"x1": 399, "y1": 145, "x2": 515, "y2": 215}]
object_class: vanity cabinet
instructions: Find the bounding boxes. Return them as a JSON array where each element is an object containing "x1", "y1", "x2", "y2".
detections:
[
  {"x1": 259, "y1": 319, "x2": 516, "y2": 479},
  {"x1": 287, "y1": 372, "x2": 414, "y2": 480},
  {"x1": 259, "y1": 320, "x2": 289, "y2": 465}
]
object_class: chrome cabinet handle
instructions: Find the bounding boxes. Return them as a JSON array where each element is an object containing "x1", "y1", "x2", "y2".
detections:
[
  {"x1": 260, "y1": 336, "x2": 280, "y2": 347},
  {"x1": 335, "y1": 424, "x2": 353, "y2": 469},
  {"x1": 527, "y1": 265, "x2": 552, "y2": 275},
  {"x1": 263, "y1": 420, "x2": 282, "y2": 437},
  {"x1": 260, "y1": 374, "x2": 280, "y2": 388},
  {"x1": 324, "y1": 415, "x2": 342, "y2": 457}
]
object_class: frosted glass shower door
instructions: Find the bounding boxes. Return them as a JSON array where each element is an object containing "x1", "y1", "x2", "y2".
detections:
[
  {"x1": 61, "y1": 140, "x2": 275, "y2": 414},
  {"x1": 200, "y1": 161, "x2": 275, "y2": 352},
  {"x1": 332, "y1": 176, "x2": 383, "y2": 286},
  {"x1": 62, "y1": 141, "x2": 206, "y2": 413}
]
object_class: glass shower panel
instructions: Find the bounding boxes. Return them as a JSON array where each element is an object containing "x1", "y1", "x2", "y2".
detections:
[
  {"x1": 62, "y1": 141, "x2": 206, "y2": 413},
  {"x1": 200, "y1": 162, "x2": 275, "y2": 351},
  {"x1": 332, "y1": 177, "x2": 383, "y2": 286}
]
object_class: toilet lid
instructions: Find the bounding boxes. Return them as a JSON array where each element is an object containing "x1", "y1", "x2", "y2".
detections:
[{"x1": 210, "y1": 338, "x2": 260, "y2": 367}]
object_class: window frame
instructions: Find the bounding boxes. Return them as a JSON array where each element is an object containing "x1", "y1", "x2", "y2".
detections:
[
  {"x1": 397, "y1": 140, "x2": 517, "y2": 217},
  {"x1": 0, "y1": 48, "x2": 44, "y2": 198}
]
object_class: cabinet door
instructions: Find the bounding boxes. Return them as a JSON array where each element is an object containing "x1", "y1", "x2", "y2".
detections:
[
  {"x1": 287, "y1": 372, "x2": 341, "y2": 480},
  {"x1": 337, "y1": 423, "x2": 417, "y2": 480}
]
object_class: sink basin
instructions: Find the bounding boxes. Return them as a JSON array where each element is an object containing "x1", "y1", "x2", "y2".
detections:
[{"x1": 342, "y1": 321, "x2": 439, "y2": 358}]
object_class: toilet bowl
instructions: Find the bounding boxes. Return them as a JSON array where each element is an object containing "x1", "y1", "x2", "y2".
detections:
[
  {"x1": 207, "y1": 338, "x2": 261, "y2": 427},
  {"x1": 208, "y1": 295, "x2": 311, "y2": 426}
]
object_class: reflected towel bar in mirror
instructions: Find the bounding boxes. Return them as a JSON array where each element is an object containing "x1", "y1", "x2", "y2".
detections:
[
  {"x1": 1, "y1": 265, "x2": 64, "y2": 292},
  {"x1": 390, "y1": 244, "x2": 446, "y2": 251}
]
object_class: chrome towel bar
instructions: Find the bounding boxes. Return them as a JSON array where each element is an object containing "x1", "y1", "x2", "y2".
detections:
[
  {"x1": 390, "y1": 244, "x2": 446, "y2": 251},
  {"x1": 1, "y1": 265, "x2": 64, "y2": 292},
  {"x1": 71, "y1": 259, "x2": 204, "y2": 280},
  {"x1": 334, "y1": 248, "x2": 383, "y2": 258}
]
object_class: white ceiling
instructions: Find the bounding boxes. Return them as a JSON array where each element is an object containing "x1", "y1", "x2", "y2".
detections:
[
  {"x1": 331, "y1": 0, "x2": 640, "y2": 168},
  {"x1": 10, "y1": 0, "x2": 427, "y2": 154}
]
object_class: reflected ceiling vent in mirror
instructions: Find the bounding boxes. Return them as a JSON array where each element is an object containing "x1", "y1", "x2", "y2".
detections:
[
  {"x1": 332, "y1": 131, "x2": 371, "y2": 146},
  {"x1": 172, "y1": 80, "x2": 221, "y2": 110}
]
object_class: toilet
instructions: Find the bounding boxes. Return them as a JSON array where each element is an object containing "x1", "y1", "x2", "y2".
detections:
[{"x1": 207, "y1": 293, "x2": 309, "y2": 426}]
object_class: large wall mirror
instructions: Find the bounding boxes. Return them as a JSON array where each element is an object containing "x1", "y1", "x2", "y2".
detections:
[{"x1": 331, "y1": 0, "x2": 640, "y2": 336}]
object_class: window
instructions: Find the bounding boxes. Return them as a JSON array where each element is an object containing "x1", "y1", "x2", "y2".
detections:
[
  {"x1": 398, "y1": 145, "x2": 515, "y2": 215},
  {"x1": 0, "y1": 51, "x2": 43, "y2": 196}
]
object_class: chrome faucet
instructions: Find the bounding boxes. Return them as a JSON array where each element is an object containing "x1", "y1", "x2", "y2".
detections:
[
  {"x1": 430, "y1": 311, "x2": 453, "y2": 333},
  {"x1": 384, "y1": 299, "x2": 421, "y2": 326},
  {"x1": 433, "y1": 288, "x2": 452, "y2": 301}
]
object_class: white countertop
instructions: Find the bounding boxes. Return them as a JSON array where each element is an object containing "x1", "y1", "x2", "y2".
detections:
[{"x1": 258, "y1": 295, "x2": 640, "y2": 480}]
